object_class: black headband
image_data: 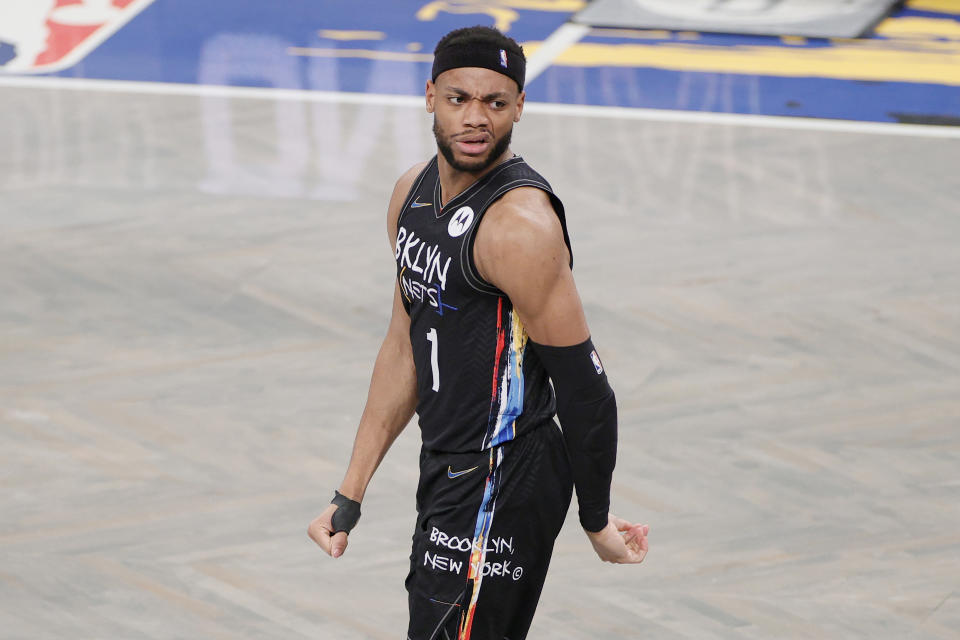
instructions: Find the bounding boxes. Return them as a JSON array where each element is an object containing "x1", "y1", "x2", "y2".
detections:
[{"x1": 431, "y1": 42, "x2": 525, "y2": 91}]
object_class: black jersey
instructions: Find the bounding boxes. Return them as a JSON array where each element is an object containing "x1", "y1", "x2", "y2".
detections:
[{"x1": 395, "y1": 155, "x2": 572, "y2": 453}]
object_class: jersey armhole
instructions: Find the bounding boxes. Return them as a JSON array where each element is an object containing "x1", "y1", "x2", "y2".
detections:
[
  {"x1": 396, "y1": 157, "x2": 437, "y2": 227},
  {"x1": 396, "y1": 159, "x2": 436, "y2": 317},
  {"x1": 460, "y1": 182, "x2": 573, "y2": 296}
]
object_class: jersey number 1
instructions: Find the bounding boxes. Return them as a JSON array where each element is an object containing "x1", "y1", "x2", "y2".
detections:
[{"x1": 426, "y1": 328, "x2": 440, "y2": 392}]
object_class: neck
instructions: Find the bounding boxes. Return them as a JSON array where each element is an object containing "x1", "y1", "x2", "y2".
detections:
[{"x1": 436, "y1": 148, "x2": 513, "y2": 207}]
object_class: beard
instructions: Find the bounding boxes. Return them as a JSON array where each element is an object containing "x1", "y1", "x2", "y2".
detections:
[{"x1": 434, "y1": 116, "x2": 513, "y2": 174}]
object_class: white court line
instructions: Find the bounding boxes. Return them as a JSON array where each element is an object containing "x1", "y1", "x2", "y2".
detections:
[
  {"x1": 1, "y1": 75, "x2": 959, "y2": 139},
  {"x1": 525, "y1": 102, "x2": 960, "y2": 139},
  {"x1": 0, "y1": 75, "x2": 424, "y2": 106},
  {"x1": 525, "y1": 22, "x2": 590, "y2": 83}
]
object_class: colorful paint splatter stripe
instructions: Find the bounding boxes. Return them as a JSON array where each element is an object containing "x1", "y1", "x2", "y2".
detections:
[
  {"x1": 459, "y1": 447, "x2": 504, "y2": 640},
  {"x1": 484, "y1": 298, "x2": 528, "y2": 449}
]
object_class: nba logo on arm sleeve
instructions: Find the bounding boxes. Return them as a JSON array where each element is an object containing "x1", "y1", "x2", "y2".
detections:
[{"x1": 590, "y1": 350, "x2": 603, "y2": 375}]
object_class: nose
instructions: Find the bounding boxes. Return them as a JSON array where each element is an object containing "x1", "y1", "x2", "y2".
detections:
[{"x1": 462, "y1": 98, "x2": 490, "y2": 129}]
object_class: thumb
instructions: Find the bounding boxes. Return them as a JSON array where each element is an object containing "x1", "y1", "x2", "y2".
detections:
[{"x1": 331, "y1": 531, "x2": 349, "y2": 558}]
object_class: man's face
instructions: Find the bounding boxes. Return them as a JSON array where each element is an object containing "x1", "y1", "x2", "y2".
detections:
[{"x1": 426, "y1": 67, "x2": 525, "y2": 174}]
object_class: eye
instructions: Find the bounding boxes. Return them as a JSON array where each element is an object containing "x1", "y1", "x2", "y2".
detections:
[
  {"x1": 492, "y1": 100, "x2": 507, "y2": 109},
  {"x1": 448, "y1": 96, "x2": 465, "y2": 105}
]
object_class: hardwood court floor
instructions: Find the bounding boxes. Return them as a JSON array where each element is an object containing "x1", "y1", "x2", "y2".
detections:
[{"x1": 1, "y1": 85, "x2": 959, "y2": 639}]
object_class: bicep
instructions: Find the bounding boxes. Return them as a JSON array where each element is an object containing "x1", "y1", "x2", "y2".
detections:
[
  {"x1": 478, "y1": 198, "x2": 589, "y2": 347},
  {"x1": 509, "y1": 258, "x2": 590, "y2": 346}
]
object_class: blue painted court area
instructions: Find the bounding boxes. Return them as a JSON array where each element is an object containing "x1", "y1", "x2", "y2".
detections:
[
  {"x1": 8, "y1": 0, "x2": 960, "y2": 124},
  {"x1": 45, "y1": 0, "x2": 570, "y2": 95}
]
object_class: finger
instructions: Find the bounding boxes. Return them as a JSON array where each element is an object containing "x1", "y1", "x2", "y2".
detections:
[
  {"x1": 308, "y1": 521, "x2": 333, "y2": 554},
  {"x1": 609, "y1": 514, "x2": 632, "y2": 531},
  {"x1": 623, "y1": 524, "x2": 647, "y2": 544},
  {"x1": 624, "y1": 534, "x2": 643, "y2": 554},
  {"x1": 627, "y1": 526, "x2": 649, "y2": 548},
  {"x1": 622, "y1": 529, "x2": 649, "y2": 563},
  {"x1": 618, "y1": 518, "x2": 645, "y2": 533},
  {"x1": 631, "y1": 532, "x2": 649, "y2": 562},
  {"x1": 331, "y1": 531, "x2": 349, "y2": 558},
  {"x1": 617, "y1": 544, "x2": 647, "y2": 564},
  {"x1": 616, "y1": 519, "x2": 644, "y2": 537}
]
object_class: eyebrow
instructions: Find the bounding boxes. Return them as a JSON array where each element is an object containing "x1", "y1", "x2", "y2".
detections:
[{"x1": 447, "y1": 86, "x2": 510, "y2": 101}]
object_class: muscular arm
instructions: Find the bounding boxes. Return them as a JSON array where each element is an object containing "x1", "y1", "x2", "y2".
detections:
[
  {"x1": 474, "y1": 187, "x2": 586, "y2": 345},
  {"x1": 474, "y1": 187, "x2": 648, "y2": 564},
  {"x1": 308, "y1": 162, "x2": 426, "y2": 558},
  {"x1": 336, "y1": 284, "x2": 417, "y2": 502}
]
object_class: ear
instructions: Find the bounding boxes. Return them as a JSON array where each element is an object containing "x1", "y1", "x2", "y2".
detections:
[
  {"x1": 514, "y1": 90, "x2": 525, "y2": 122},
  {"x1": 425, "y1": 80, "x2": 435, "y2": 114}
]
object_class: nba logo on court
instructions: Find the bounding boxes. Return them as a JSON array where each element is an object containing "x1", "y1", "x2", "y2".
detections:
[{"x1": 0, "y1": 0, "x2": 155, "y2": 74}]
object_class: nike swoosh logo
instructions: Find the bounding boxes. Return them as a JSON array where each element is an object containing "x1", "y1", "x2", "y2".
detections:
[
  {"x1": 410, "y1": 199, "x2": 432, "y2": 208},
  {"x1": 447, "y1": 465, "x2": 479, "y2": 479}
]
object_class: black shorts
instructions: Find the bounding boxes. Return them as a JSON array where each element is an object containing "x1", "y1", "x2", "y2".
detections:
[{"x1": 405, "y1": 421, "x2": 574, "y2": 640}]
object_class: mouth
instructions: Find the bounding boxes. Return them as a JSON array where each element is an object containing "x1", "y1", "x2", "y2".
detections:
[{"x1": 455, "y1": 134, "x2": 491, "y2": 156}]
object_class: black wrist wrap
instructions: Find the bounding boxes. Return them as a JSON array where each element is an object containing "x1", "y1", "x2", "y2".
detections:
[
  {"x1": 530, "y1": 338, "x2": 617, "y2": 533},
  {"x1": 330, "y1": 490, "x2": 362, "y2": 534}
]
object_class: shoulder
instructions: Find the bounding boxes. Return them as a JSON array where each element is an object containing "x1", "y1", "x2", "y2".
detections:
[
  {"x1": 481, "y1": 186, "x2": 566, "y2": 258},
  {"x1": 475, "y1": 186, "x2": 569, "y2": 284},
  {"x1": 393, "y1": 161, "x2": 430, "y2": 201},
  {"x1": 390, "y1": 161, "x2": 430, "y2": 214},
  {"x1": 387, "y1": 161, "x2": 430, "y2": 241}
]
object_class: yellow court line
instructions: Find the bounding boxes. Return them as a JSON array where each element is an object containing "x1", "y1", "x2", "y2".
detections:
[
  {"x1": 498, "y1": 0, "x2": 585, "y2": 9},
  {"x1": 524, "y1": 40, "x2": 960, "y2": 86},
  {"x1": 317, "y1": 30, "x2": 386, "y2": 41},
  {"x1": 414, "y1": 0, "x2": 581, "y2": 33},
  {"x1": 908, "y1": 0, "x2": 960, "y2": 14},
  {"x1": 875, "y1": 16, "x2": 960, "y2": 38},
  {"x1": 287, "y1": 47, "x2": 434, "y2": 62},
  {"x1": 589, "y1": 28, "x2": 674, "y2": 40},
  {"x1": 419, "y1": 0, "x2": 584, "y2": 11}
]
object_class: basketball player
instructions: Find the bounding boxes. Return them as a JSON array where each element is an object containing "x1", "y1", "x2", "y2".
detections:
[{"x1": 309, "y1": 26, "x2": 649, "y2": 640}]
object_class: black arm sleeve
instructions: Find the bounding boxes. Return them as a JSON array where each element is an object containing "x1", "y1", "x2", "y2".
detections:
[{"x1": 529, "y1": 337, "x2": 617, "y2": 532}]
